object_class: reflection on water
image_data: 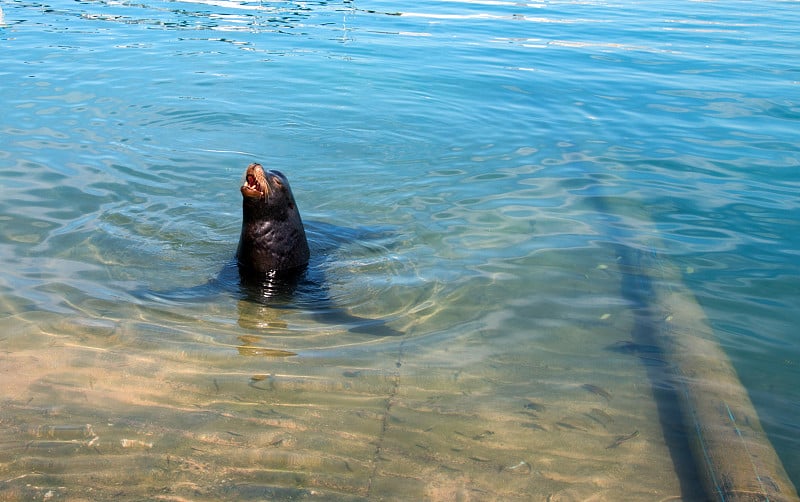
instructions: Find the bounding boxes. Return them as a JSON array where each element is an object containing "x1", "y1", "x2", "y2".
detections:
[{"x1": 2, "y1": 0, "x2": 800, "y2": 499}]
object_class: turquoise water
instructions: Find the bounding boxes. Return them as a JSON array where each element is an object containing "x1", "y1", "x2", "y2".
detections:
[{"x1": 2, "y1": 0, "x2": 799, "y2": 499}]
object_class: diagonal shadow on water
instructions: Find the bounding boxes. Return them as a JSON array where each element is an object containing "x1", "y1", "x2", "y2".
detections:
[{"x1": 612, "y1": 242, "x2": 705, "y2": 497}]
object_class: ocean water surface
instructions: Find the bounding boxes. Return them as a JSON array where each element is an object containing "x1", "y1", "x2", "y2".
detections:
[{"x1": 1, "y1": 0, "x2": 799, "y2": 499}]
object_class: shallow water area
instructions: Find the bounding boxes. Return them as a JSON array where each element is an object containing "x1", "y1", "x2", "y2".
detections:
[{"x1": 2, "y1": 0, "x2": 800, "y2": 500}]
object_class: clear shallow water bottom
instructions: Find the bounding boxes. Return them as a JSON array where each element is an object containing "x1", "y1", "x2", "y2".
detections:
[
  {"x1": 1, "y1": 241, "x2": 702, "y2": 500},
  {"x1": 2, "y1": 0, "x2": 800, "y2": 499}
]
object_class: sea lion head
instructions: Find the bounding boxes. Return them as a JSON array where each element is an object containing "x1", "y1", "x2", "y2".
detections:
[
  {"x1": 236, "y1": 163, "x2": 310, "y2": 279},
  {"x1": 240, "y1": 163, "x2": 294, "y2": 213}
]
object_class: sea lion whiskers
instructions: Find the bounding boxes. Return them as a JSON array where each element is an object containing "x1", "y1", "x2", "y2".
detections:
[{"x1": 242, "y1": 163, "x2": 270, "y2": 201}]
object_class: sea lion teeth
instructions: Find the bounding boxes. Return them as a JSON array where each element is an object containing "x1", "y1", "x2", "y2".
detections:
[
  {"x1": 245, "y1": 174, "x2": 260, "y2": 191},
  {"x1": 241, "y1": 163, "x2": 271, "y2": 198}
]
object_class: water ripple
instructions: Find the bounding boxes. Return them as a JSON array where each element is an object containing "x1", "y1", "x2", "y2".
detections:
[{"x1": 2, "y1": 0, "x2": 800, "y2": 495}]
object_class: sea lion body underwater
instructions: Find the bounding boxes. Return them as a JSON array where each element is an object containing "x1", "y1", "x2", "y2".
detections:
[{"x1": 236, "y1": 163, "x2": 310, "y2": 281}]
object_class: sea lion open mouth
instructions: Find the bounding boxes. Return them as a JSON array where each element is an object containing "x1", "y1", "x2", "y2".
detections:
[{"x1": 241, "y1": 162, "x2": 269, "y2": 200}]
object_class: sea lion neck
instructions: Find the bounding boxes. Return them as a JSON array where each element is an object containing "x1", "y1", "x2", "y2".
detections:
[{"x1": 240, "y1": 193, "x2": 290, "y2": 222}]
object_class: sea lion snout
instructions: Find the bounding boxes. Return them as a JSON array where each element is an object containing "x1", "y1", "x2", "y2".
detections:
[
  {"x1": 241, "y1": 163, "x2": 292, "y2": 202},
  {"x1": 241, "y1": 162, "x2": 269, "y2": 200}
]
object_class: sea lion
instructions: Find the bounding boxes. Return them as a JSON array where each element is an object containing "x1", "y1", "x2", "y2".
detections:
[
  {"x1": 236, "y1": 163, "x2": 310, "y2": 281},
  {"x1": 141, "y1": 162, "x2": 398, "y2": 335}
]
